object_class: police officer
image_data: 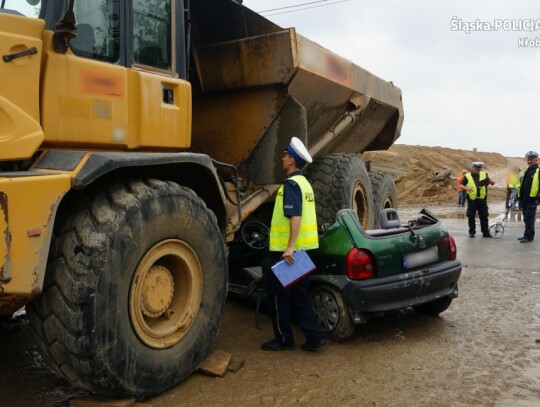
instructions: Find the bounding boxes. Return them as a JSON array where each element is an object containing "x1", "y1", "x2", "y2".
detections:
[
  {"x1": 517, "y1": 151, "x2": 540, "y2": 243},
  {"x1": 261, "y1": 137, "x2": 325, "y2": 352},
  {"x1": 459, "y1": 162, "x2": 495, "y2": 237}
]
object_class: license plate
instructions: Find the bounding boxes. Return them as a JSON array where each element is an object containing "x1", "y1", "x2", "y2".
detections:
[{"x1": 402, "y1": 246, "x2": 439, "y2": 270}]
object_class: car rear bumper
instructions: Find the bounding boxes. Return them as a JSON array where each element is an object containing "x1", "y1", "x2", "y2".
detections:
[{"x1": 341, "y1": 260, "x2": 462, "y2": 318}]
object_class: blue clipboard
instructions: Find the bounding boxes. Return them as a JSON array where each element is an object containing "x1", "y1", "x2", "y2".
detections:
[{"x1": 271, "y1": 249, "x2": 316, "y2": 288}]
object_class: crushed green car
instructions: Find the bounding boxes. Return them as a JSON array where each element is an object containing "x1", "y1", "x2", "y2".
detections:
[{"x1": 228, "y1": 208, "x2": 461, "y2": 341}]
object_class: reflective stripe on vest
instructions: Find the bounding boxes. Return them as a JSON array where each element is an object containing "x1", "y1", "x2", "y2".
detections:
[
  {"x1": 465, "y1": 172, "x2": 487, "y2": 200},
  {"x1": 530, "y1": 168, "x2": 539, "y2": 197},
  {"x1": 269, "y1": 175, "x2": 319, "y2": 251}
]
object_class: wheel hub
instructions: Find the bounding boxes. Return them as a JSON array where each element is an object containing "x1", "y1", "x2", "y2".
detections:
[
  {"x1": 312, "y1": 291, "x2": 339, "y2": 332},
  {"x1": 140, "y1": 265, "x2": 174, "y2": 318},
  {"x1": 129, "y1": 239, "x2": 203, "y2": 349}
]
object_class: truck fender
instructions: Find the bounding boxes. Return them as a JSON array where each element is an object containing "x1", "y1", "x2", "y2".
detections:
[{"x1": 34, "y1": 150, "x2": 229, "y2": 230}]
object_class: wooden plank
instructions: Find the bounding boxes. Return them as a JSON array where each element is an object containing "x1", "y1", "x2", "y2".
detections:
[{"x1": 197, "y1": 349, "x2": 232, "y2": 377}]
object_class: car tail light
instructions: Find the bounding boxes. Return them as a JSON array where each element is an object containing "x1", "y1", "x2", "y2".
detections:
[
  {"x1": 346, "y1": 248, "x2": 375, "y2": 280},
  {"x1": 447, "y1": 234, "x2": 457, "y2": 260}
]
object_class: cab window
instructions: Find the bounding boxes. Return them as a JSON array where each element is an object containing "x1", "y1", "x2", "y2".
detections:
[
  {"x1": 133, "y1": 0, "x2": 171, "y2": 70},
  {"x1": 71, "y1": 1, "x2": 120, "y2": 62}
]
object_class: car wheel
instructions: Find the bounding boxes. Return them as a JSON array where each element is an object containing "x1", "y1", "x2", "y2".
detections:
[
  {"x1": 413, "y1": 296, "x2": 453, "y2": 316},
  {"x1": 307, "y1": 153, "x2": 374, "y2": 228},
  {"x1": 310, "y1": 285, "x2": 355, "y2": 341}
]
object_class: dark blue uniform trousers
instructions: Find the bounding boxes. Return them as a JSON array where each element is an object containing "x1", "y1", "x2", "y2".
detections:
[
  {"x1": 466, "y1": 198, "x2": 489, "y2": 236},
  {"x1": 262, "y1": 252, "x2": 324, "y2": 345},
  {"x1": 522, "y1": 201, "x2": 537, "y2": 240}
]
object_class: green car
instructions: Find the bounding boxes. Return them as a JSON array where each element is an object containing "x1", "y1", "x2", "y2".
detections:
[
  {"x1": 308, "y1": 208, "x2": 461, "y2": 340},
  {"x1": 229, "y1": 208, "x2": 461, "y2": 341}
]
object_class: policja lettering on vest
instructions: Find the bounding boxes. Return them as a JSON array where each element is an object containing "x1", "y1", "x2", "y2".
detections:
[
  {"x1": 458, "y1": 161, "x2": 495, "y2": 238},
  {"x1": 261, "y1": 137, "x2": 326, "y2": 353}
]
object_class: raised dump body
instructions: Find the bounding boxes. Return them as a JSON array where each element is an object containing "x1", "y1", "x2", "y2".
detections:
[{"x1": 190, "y1": 0, "x2": 403, "y2": 184}]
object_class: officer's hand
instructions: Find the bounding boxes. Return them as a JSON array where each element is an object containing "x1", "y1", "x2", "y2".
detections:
[
  {"x1": 282, "y1": 247, "x2": 295, "y2": 265},
  {"x1": 535, "y1": 199, "x2": 540, "y2": 205}
]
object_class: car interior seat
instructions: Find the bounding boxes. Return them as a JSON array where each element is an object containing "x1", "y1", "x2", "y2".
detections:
[
  {"x1": 242, "y1": 266, "x2": 264, "y2": 329},
  {"x1": 379, "y1": 208, "x2": 401, "y2": 229}
]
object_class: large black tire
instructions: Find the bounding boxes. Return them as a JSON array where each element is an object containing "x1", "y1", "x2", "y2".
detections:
[
  {"x1": 307, "y1": 154, "x2": 374, "y2": 228},
  {"x1": 413, "y1": 296, "x2": 453, "y2": 316},
  {"x1": 310, "y1": 285, "x2": 355, "y2": 341},
  {"x1": 27, "y1": 179, "x2": 227, "y2": 398},
  {"x1": 369, "y1": 171, "x2": 398, "y2": 228}
]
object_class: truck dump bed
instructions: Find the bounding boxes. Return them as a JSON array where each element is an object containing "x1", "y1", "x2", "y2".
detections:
[{"x1": 190, "y1": 0, "x2": 403, "y2": 184}]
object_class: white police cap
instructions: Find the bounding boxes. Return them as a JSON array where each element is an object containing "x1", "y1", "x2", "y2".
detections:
[
  {"x1": 284, "y1": 137, "x2": 313, "y2": 165},
  {"x1": 525, "y1": 150, "x2": 538, "y2": 158},
  {"x1": 472, "y1": 161, "x2": 484, "y2": 169}
]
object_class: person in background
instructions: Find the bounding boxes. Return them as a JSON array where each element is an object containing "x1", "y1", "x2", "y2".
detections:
[
  {"x1": 459, "y1": 162, "x2": 495, "y2": 238},
  {"x1": 517, "y1": 151, "x2": 539, "y2": 243},
  {"x1": 457, "y1": 169, "x2": 468, "y2": 207},
  {"x1": 260, "y1": 137, "x2": 325, "y2": 352},
  {"x1": 506, "y1": 167, "x2": 521, "y2": 210}
]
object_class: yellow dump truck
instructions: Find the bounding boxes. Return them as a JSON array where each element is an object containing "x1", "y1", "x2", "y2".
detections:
[{"x1": 0, "y1": 0, "x2": 403, "y2": 398}]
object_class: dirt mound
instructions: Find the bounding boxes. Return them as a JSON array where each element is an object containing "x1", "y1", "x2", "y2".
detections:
[{"x1": 363, "y1": 145, "x2": 521, "y2": 205}]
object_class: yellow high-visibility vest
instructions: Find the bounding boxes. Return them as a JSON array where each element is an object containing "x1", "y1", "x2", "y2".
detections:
[
  {"x1": 506, "y1": 172, "x2": 520, "y2": 189},
  {"x1": 527, "y1": 168, "x2": 539, "y2": 197},
  {"x1": 269, "y1": 175, "x2": 319, "y2": 252},
  {"x1": 465, "y1": 172, "x2": 487, "y2": 200},
  {"x1": 518, "y1": 168, "x2": 539, "y2": 198}
]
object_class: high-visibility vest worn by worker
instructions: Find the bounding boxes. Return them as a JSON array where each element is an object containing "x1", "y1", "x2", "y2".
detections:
[
  {"x1": 506, "y1": 172, "x2": 520, "y2": 189},
  {"x1": 465, "y1": 172, "x2": 487, "y2": 200},
  {"x1": 269, "y1": 175, "x2": 319, "y2": 251}
]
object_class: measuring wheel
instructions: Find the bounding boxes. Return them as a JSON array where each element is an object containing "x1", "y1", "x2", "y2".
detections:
[{"x1": 489, "y1": 222, "x2": 505, "y2": 238}]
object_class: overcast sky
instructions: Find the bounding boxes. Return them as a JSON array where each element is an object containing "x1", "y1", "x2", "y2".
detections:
[{"x1": 243, "y1": 0, "x2": 540, "y2": 157}]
